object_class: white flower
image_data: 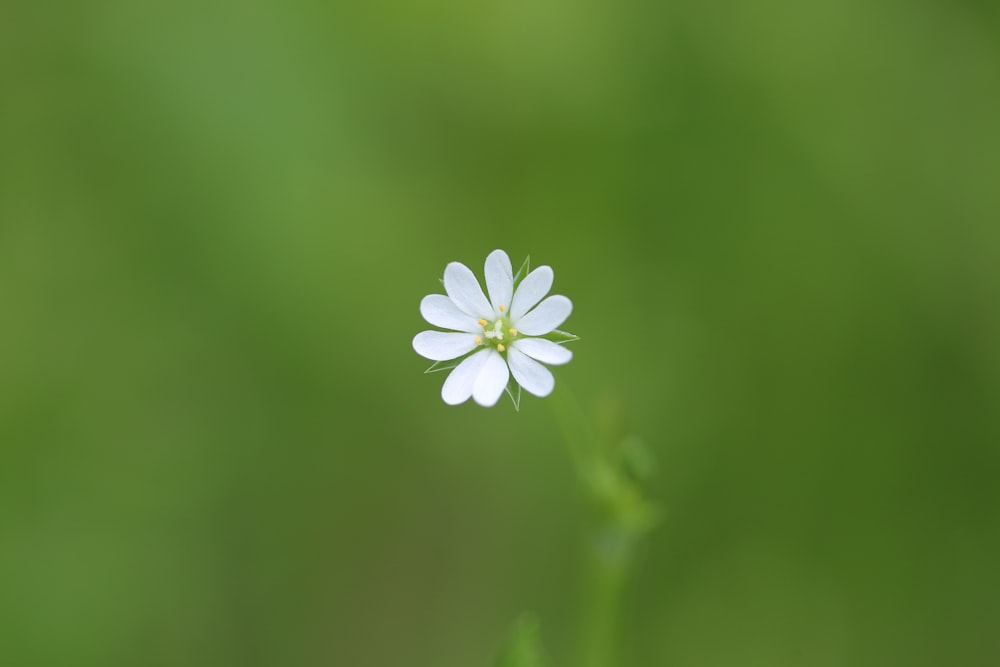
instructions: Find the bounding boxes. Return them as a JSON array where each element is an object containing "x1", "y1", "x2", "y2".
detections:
[{"x1": 413, "y1": 249, "x2": 575, "y2": 407}]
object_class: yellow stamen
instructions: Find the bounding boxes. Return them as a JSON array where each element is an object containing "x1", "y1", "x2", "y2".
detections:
[
  {"x1": 497, "y1": 343, "x2": 505, "y2": 352},
  {"x1": 474, "y1": 336, "x2": 482, "y2": 345},
  {"x1": 509, "y1": 328, "x2": 518, "y2": 336},
  {"x1": 477, "y1": 318, "x2": 488, "y2": 326},
  {"x1": 499, "y1": 304, "x2": 506, "y2": 313}
]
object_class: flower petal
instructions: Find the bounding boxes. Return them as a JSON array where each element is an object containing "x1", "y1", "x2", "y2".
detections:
[
  {"x1": 484, "y1": 249, "x2": 514, "y2": 316},
  {"x1": 507, "y1": 347, "x2": 555, "y2": 397},
  {"x1": 412, "y1": 331, "x2": 479, "y2": 361},
  {"x1": 511, "y1": 338, "x2": 573, "y2": 365},
  {"x1": 444, "y1": 262, "x2": 493, "y2": 320},
  {"x1": 420, "y1": 294, "x2": 480, "y2": 332},
  {"x1": 514, "y1": 295, "x2": 573, "y2": 335},
  {"x1": 441, "y1": 348, "x2": 491, "y2": 405},
  {"x1": 509, "y1": 266, "x2": 553, "y2": 321},
  {"x1": 472, "y1": 350, "x2": 509, "y2": 407}
]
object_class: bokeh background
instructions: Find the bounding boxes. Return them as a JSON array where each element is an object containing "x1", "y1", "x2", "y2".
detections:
[{"x1": 2, "y1": 0, "x2": 999, "y2": 665}]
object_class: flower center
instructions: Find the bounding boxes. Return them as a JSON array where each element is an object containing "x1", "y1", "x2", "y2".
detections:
[{"x1": 474, "y1": 314, "x2": 518, "y2": 353}]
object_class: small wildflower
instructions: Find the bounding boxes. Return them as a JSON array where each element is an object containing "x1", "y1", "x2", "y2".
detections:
[{"x1": 413, "y1": 249, "x2": 576, "y2": 407}]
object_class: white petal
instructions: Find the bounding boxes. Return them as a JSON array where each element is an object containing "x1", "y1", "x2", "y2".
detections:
[
  {"x1": 514, "y1": 296, "x2": 573, "y2": 335},
  {"x1": 420, "y1": 294, "x2": 480, "y2": 332},
  {"x1": 507, "y1": 347, "x2": 555, "y2": 397},
  {"x1": 472, "y1": 350, "x2": 509, "y2": 407},
  {"x1": 511, "y1": 338, "x2": 573, "y2": 365},
  {"x1": 441, "y1": 349, "x2": 491, "y2": 405},
  {"x1": 484, "y1": 249, "x2": 514, "y2": 315},
  {"x1": 509, "y1": 266, "x2": 553, "y2": 321},
  {"x1": 444, "y1": 262, "x2": 493, "y2": 320},
  {"x1": 412, "y1": 331, "x2": 479, "y2": 361}
]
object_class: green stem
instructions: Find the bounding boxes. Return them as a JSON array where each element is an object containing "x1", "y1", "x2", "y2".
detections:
[
  {"x1": 580, "y1": 526, "x2": 632, "y2": 667},
  {"x1": 548, "y1": 388, "x2": 645, "y2": 667}
]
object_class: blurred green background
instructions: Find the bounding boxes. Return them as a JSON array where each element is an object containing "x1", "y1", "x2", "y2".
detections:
[{"x1": 2, "y1": 0, "x2": 999, "y2": 665}]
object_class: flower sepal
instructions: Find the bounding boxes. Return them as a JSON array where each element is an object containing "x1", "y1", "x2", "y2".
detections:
[
  {"x1": 504, "y1": 380, "x2": 523, "y2": 412},
  {"x1": 541, "y1": 328, "x2": 580, "y2": 345},
  {"x1": 423, "y1": 359, "x2": 464, "y2": 374}
]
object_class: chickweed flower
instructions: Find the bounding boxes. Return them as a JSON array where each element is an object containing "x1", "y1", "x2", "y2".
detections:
[{"x1": 413, "y1": 250, "x2": 577, "y2": 407}]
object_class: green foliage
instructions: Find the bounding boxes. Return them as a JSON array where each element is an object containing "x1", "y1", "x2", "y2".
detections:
[{"x1": 494, "y1": 615, "x2": 552, "y2": 667}]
